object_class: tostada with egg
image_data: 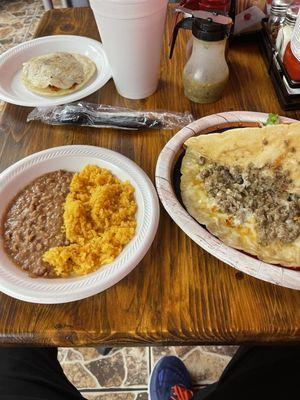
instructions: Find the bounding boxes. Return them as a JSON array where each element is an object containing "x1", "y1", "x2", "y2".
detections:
[{"x1": 21, "y1": 52, "x2": 96, "y2": 96}]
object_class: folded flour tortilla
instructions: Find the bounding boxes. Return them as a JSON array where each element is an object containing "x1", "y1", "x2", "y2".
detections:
[{"x1": 181, "y1": 123, "x2": 300, "y2": 268}]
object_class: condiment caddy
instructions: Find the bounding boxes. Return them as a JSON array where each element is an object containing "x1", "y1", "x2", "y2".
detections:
[{"x1": 260, "y1": 4, "x2": 300, "y2": 110}]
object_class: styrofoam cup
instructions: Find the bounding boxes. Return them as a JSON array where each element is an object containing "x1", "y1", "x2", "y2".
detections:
[{"x1": 90, "y1": 0, "x2": 168, "y2": 99}]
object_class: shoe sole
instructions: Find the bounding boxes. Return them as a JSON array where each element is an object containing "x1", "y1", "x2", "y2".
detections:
[{"x1": 148, "y1": 356, "x2": 156, "y2": 400}]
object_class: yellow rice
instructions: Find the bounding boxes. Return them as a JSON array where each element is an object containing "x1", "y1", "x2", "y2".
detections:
[{"x1": 42, "y1": 165, "x2": 137, "y2": 277}]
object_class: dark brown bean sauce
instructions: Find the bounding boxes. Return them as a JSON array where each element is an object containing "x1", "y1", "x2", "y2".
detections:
[{"x1": 2, "y1": 170, "x2": 73, "y2": 278}]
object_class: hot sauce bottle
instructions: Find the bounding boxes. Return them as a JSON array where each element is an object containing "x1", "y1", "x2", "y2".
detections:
[{"x1": 283, "y1": 9, "x2": 300, "y2": 81}]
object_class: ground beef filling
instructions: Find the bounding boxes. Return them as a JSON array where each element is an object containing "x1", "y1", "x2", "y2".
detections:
[
  {"x1": 3, "y1": 170, "x2": 73, "y2": 277},
  {"x1": 198, "y1": 157, "x2": 300, "y2": 246}
]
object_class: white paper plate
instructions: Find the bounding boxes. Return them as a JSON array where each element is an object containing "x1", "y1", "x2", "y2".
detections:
[
  {"x1": 0, "y1": 145, "x2": 159, "y2": 303},
  {"x1": 0, "y1": 35, "x2": 112, "y2": 107},
  {"x1": 156, "y1": 111, "x2": 300, "y2": 291}
]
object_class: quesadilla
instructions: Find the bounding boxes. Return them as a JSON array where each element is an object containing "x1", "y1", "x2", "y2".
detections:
[{"x1": 181, "y1": 122, "x2": 300, "y2": 268}]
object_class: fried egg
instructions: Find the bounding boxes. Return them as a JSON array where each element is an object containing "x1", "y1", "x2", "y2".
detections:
[{"x1": 21, "y1": 52, "x2": 96, "y2": 97}]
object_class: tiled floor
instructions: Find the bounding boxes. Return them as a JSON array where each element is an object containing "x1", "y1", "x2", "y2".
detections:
[
  {"x1": 59, "y1": 346, "x2": 238, "y2": 398},
  {"x1": 0, "y1": 1, "x2": 239, "y2": 398},
  {"x1": 0, "y1": 0, "x2": 45, "y2": 54},
  {"x1": 0, "y1": 0, "x2": 46, "y2": 112}
]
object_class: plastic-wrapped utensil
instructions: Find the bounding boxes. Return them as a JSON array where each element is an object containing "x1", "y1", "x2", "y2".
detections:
[{"x1": 27, "y1": 102, "x2": 194, "y2": 130}]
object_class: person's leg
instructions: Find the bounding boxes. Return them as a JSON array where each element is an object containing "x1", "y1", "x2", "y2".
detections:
[
  {"x1": 0, "y1": 347, "x2": 86, "y2": 400},
  {"x1": 193, "y1": 345, "x2": 300, "y2": 400}
]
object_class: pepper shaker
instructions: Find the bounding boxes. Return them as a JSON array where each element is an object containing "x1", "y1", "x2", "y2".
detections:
[{"x1": 268, "y1": 0, "x2": 292, "y2": 43}]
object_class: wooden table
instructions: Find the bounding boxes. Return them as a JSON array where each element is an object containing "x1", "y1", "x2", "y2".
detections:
[{"x1": 0, "y1": 7, "x2": 299, "y2": 347}]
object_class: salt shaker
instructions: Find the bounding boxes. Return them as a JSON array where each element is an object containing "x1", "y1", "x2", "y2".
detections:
[{"x1": 268, "y1": 0, "x2": 291, "y2": 43}]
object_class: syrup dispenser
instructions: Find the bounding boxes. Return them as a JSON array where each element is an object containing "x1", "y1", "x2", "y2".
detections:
[{"x1": 170, "y1": 7, "x2": 232, "y2": 104}]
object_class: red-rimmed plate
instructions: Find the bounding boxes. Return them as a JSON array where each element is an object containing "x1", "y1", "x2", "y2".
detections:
[{"x1": 155, "y1": 111, "x2": 300, "y2": 290}]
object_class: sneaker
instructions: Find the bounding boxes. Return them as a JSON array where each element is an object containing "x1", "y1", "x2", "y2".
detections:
[{"x1": 149, "y1": 355, "x2": 194, "y2": 400}]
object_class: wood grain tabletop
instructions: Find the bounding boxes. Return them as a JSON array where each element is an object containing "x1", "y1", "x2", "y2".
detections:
[{"x1": 0, "y1": 6, "x2": 299, "y2": 346}]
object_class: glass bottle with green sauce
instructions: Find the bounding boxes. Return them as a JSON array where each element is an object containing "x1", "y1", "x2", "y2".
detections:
[{"x1": 170, "y1": 12, "x2": 230, "y2": 104}]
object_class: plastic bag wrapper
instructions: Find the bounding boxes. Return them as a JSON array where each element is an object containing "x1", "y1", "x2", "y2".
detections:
[{"x1": 27, "y1": 102, "x2": 194, "y2": 130}]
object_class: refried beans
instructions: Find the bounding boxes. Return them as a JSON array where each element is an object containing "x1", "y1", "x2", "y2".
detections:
[{"x1": 2, "y1": 170, "x2": 73, "y2": 277}]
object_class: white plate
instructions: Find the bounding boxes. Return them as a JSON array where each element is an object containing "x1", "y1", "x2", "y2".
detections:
[
  {"x1": 156, "y1": 111, "x2": 300, "y2": 291},
  {"x1": 0, "y1": 35, "x2": 112, "y2": 107},
  {"x1": 0, "y1": 145, "x2": 159, "y2": 304}
]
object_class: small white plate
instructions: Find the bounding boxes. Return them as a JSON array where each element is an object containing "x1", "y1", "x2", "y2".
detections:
[
  {"x1": 0, "y1": 35, "x2": 112, "y2": 107},
  {"x1": 0, "y1": 146, "x2": 159, "y2": 304}
]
